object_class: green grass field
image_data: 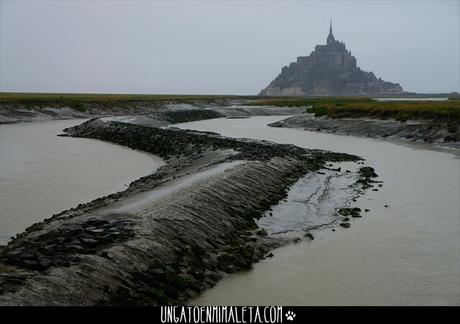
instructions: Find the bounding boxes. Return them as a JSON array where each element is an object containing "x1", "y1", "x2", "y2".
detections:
[
  {"x1": 0, "y1": 92, "x2": 257, "y2": 107},
  {"x1": 248, "y1": 97, "x2": 460, "y2": 123},
  {"x1": 247, "y1": 96, "x2": 374, "y2": 107}
]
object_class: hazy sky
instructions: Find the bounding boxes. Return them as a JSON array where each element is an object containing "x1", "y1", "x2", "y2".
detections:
[{"x1": 1, "y1": 0, "x2": 459, "y2": 94}]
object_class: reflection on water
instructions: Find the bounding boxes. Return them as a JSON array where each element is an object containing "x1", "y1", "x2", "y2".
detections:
[
  {"x1": 0, "y1": 120, "x2": 164, "y2": 244},
  {"x1": 177, "y1": 116, "x2": 460, "y2": 306}
]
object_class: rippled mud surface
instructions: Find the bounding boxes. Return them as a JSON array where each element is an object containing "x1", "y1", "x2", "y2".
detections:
[
  {"x1": 258, "y1": 162, "x2": 360, "y2": 237},
  {"x1": 0, "y1": 118, "x2": 361, "y2": 305},
  {"x1": 177, "y1": 116, "x2": 460, "y2": 306}
]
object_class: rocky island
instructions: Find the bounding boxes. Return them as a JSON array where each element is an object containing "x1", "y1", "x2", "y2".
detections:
[{"x1": 260, "y1": 22, "x2": 403, "y2": 96}]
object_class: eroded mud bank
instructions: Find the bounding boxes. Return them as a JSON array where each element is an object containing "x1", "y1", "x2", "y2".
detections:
[
  {"x1": 270, "y1": 114, "x2": 460, "y2": 150},
  {"x1": 0, "y1": 102, "x2": 227, "y2": 124},
  {"x1": 0, "y1": 118, "x2": 365, "y2": 305},
  {"x1": 0, "y1": 99, "x2": 302, "y2": 124}
]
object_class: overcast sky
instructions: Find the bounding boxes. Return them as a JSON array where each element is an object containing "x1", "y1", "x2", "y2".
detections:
[{"x1": 1, "y1": 0, "x2": 459, "y2": 94}]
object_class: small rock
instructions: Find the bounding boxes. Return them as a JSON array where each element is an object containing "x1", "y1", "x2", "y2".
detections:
[
  {"x1": 19, "y1": 252, "x2": 35, "y2": 260},
  {"x1": 39, "y1": 258, "x2": 53, "y2": 268},
  {"x1": 66, "y1": 243, "x2": 83, "y2": 251},
  {"x1": 87, "y1": 228, "x2": 104, "y2": 234},
  {"x1": 256, "y1": 229, "x2": 267, "y2": 236},
  {"x1": 80, "y1": 238, "x2": 98, "y2": 245},
  {"x1": 5, "y1": 249, "x2": 23, "y2": 258},
  {"x1": 359, "y1": 166, "x2": 378, "y2": 178},
  {"x1": 96, "y1": 251, "x2": 109, "y2": 258}
]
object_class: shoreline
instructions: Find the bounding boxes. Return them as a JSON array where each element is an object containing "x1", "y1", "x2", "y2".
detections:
[
  {"x1": 0, "y1": 118, "x2": 165, "y2": 245},
  {"x1": 0, "y1": 117, "x2": 372, "y2": 305},
  {"x1": 0, "y1": 96, "x2": 306, "y2": 125},
  {"x1": 269, "y1": 114, "x2": 460, "y2": 151},
  {"x1": 174, "y1": 115, "x2": 460, "y2": 306}
]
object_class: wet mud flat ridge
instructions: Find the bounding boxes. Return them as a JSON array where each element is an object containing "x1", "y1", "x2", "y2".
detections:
[
  {"x1": 269, "y1": 114, "x2": 460, "y2": 150},
  {"x1": 0, "y1": 96, "x2": 303, "y2": 125},
  {"x1": 0, "y1": 118, "x2": 376, "y2": 305},
  {"x1": 0, "y1": 98, "x2": 240, "y2": 124}
]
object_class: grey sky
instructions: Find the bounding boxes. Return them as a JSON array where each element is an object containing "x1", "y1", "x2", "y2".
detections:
[{"x1": 1, "y1": 0, "x2": 459, "y2": 94}]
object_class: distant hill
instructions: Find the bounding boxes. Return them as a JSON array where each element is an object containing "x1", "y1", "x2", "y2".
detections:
[{"x1": 260, "y1": 22, "x2": 403, "y2": 97}]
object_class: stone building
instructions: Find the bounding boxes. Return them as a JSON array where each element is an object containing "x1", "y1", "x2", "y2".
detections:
[{"x1": 260, "y1": 21, "x2": 403, "y2": 96}]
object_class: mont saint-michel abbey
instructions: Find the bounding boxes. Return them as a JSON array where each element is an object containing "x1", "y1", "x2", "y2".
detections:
[{"x1": 260, "y1": 22, "x2": 404, "y2": 96}]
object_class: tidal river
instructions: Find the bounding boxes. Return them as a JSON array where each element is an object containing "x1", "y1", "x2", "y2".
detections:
[
  {"x1": 0, "y1": 120, "x2": 164, "y2": 244},
  {"x1": 176, "y1": 116, "x2": 460, "y2": 306}
]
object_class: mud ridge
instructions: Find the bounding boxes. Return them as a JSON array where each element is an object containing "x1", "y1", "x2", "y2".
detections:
[
  {"x1": 270, "y1": 114, "x2": 460, "y2": 150},
  {"x1": 0, "y1": 119, "x2": 360, "y2": 305}
]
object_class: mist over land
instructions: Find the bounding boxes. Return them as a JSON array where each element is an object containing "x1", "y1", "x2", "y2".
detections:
[
  {"x1": 0, "y1": 0, "x2": 460, "y2": 309},
  {"x1": 1, "y1": 0, "x2": 459, "y2": 95}
]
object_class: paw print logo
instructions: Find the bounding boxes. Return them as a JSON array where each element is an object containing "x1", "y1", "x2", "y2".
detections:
[{"x1": 285, "y1": 310, "x2": 296, "y2": 321}]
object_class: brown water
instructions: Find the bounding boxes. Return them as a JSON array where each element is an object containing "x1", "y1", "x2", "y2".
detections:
[
  {"x1": 0, "y1": 120, "x2": 164, "y2": 244},
  {"x1": 177, "y1": 116, "x2": 460, "y2": 306}
]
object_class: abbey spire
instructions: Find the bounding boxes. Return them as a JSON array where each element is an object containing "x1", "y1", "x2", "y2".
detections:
[{"x1": 327, "y1": 19, "x2": 335, "y2": 44}]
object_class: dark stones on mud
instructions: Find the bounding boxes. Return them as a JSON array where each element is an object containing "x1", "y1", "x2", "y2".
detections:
[
  {"x1": 359, "y1": 166, "x2": 378, "y2": 178},
  {"x1": 160, "y1": 109, "x2": 224, "y2": 124},
  {"x1": 109, "y1": 232, "x2": 276, "y2": 305},
  {"x1": 337, "y1": 204, "x2": 365, "y2": 229},
  {"x1": 1, "y1": 218, "x2": 135, "y2": 271},
  {"x1": 63, "y1": 119, "x2": 359, "y2": 164},
  {"x1": 356, "y1": 166, "x2": 381, "y2": 190},
  {"x1": 0, "y1": 119, "x2": 364, "y2": 306},
  {"x1": 334, "y1": 164, "x2": 384, "y2": 231},
  {"x1": 338, "y1": 207, "x2": 362, "y2": 218},
  {"x1": 256, "y1": 229, "x2": 268, "y2": 236}
]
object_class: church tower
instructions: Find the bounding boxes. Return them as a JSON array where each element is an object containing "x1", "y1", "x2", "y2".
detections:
[
  {"x1": 327, "y1": 19, "x2": 335, "y2": 44},
  {"x1": 259, "y1": 18, "x2": 404, "y2": 96}
]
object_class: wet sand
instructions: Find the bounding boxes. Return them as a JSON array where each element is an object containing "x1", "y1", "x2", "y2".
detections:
[
  {"x1": 0, "y1": 118, "x2": 358, "y2": 305},
  {"x1": 1, "y1": 115, "x2": 458, "y2": 305},
  {"x1": 176, "y1": 116, "x2": 460, "y2": 306}
]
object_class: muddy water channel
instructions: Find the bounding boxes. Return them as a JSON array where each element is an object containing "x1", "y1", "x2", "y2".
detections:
[
  {"x1": 177, "y1": 116, "x2": 460, "y2": 306},
  {"x1": 0, "y1": 120, "x2": 164, "y2": 244}
]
